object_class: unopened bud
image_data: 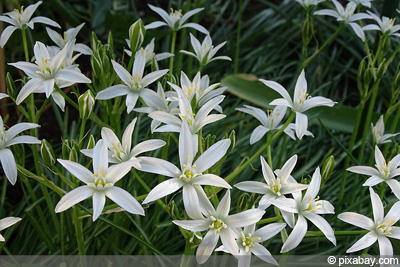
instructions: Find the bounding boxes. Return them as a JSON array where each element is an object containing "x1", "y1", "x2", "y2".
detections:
[
  {"x1": 129, "y1": 19, "x2": 146, "y2": 54},
  {"x1": 87, "y1": 135, "x2": 96, "y2": 150},
  {"x1": 40, "y1": 139, "x2": 56, "y2": 166},
  {"x1": 78, "y1": 90, "x2": 95, "y2": 120},
  {"x1": 321, "y1": 156, "x2": 335, "y2": 184}
]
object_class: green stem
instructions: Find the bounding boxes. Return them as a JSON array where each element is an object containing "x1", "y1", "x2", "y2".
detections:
[
  {"x1": 127, "y1": 53, "x2": 135, "y2": 73},
  {"x1": 337, "y1": 101, "x2": 365, "y2": 212},
  {"x1": 224, "y1": 112, "x2": 295, "y2": 184},
  {"x1": 257, "y1": 215, "x2": 283, "y2": 225},
  {"x1": 305, "y1": 230, "x2": 368, "y2": 237},
  {"x1": 21, "y1": 29, "x2": 30, "y2": 62},
  {"x1": 131, "y1": 170, "x2": 170, "y2": 214},
  {"x1": 79, "y1": 118, "x2": 87, "y2": 150},
  {"x1": 302, "y1": 23, "x2": 344, "y2": 69},
  {"x1": 266, "y1": 131, "x2": 273, "y2": 168},
  {"x1": 73, "y1": 206, "x2": 87, "y2": 257},
  {"x1": 234, "y1": 0, "x2": 243, "y2": 74},
  {"x1": 169, "y1": 31, "x2": 177, "y2": 76}
]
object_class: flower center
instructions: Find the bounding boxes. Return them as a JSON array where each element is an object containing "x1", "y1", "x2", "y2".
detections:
[
  {"x1": 209, "y1": 216, "x2": 227, "y2": 235},
  {"x1": 240, "y1": 232, "x2": 261, "y2": 252},
  {"x1": 376, "y1": 160, "x2": 391, "y2": 178},
  {"x1": 376, "y1": 219, "x2": 396, "y2": 236},
  {"x1": 14, "y1": 6, "x2": 24, "y2": 14},
  {"x1": 110, "y1": 142, "x2": 129, "y2": 161},
  {"x1": 130, "y1": 74, "x2": 142, "y2": 89},
  {"x1": 179, "y1": 109, "x2": 195, "y2": 126},
  {"x1": 265, "y1": 178, "x2": 282, "y2": 196},
  {"x1": 304, "y1": 196, "x2": 322, "y2": 213},
  {"x1": 89, "y1": 166, "x2": 112, "y2": 190},
  {"x1": 179, "y1": 156, "x2": 200, "y2": 180}
]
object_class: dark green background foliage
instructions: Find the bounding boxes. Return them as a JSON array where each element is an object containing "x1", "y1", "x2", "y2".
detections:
[{"x1": 1, "y1": 0, "x2": 400, "y2": 255}]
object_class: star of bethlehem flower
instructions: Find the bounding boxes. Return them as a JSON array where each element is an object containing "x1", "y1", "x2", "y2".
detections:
[
  {"x1": 145, "y1": 4, "x2": 209, "y2": 34},
  {"x1": 235, "y1": 155, "x2": 308, "y2": 227},
  {"x1": 350, "y1": 0, "x2": 373, "y2": 8},
  {"x1": 46, "y1": 22, "x2": 92, "y2": 55},
  {"x1": 81, "y1": 117, "x2": 166, "y2": 168},
  {"x1": 347, "y1": 145, "x2": 400, "y2": 199},
  {"x1": 0, "y1": 1, "x2": 60, "y2": 47},
  {"x1": 95, "y1": 52, "x2": 168, "y2": 113},
  {"x1": 295, "y1": 0, "x2": 325, "y2": 8},
  {"x1": 149, "y1": 92, "x2": 226, "y2": 134},
  {"x1": 124, "y1": 38, "x2": 173, "y2": 64},
  {"x1": 173, "y1": 190, "x2": 265, "y2": 264},
  {"x1": 271, "y1": 167, "x2": 336, "y2": 253},
  {"x1": 0, "y1": 116, "x2": 40, "y2": 185},
  {"x1": 10, "y1": 41, "x2": 91, "y2": 111},
  {"x1": 216, "y1": 222, "x2": 286, "y2": 267},
  {"x1": 180, "y1": 34, "x2": 231, "y2": 67},
  {"x1": 362, "y1": 11, "x2": 400, "y2": 37},
  {"x1": 236, "y1": 105, "x2": 313, "y2": 144},
  {"x1": 261, "y1": 70, "x2": 336, "y2": 139},
  {"x1": 168, "y1": 72, "x2": 226, "y2": 112},
  {"x1": 0, "y1": 217, "x2": 21, "y2": 242},
  {"x1": 338, "y1": 187, "x2": 400, "y2": 255},
  {"x1": 55, "y1": 140, "x2": 144, "y2": 221},
  {"x1": 314, "y1": 0, "x2": 371, "y2": 41},
  {"x1": 371, "y1": 115, "x2": 399, "y2": 145},
  {"x1": 138, "y1": 121, "x2": 231, "y2": 219},
  {"x1": 133, "y1": 83, "x2": 179, "y2": 131}
]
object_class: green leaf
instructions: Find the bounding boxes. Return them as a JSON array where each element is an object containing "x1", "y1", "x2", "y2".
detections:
[{"x1": 222, "y1": 74, "x2": 358, "y2": 133}]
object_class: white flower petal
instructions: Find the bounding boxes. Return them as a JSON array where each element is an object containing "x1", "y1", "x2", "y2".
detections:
[
  {"x1": 144, "y1": 21, "x2": 168, "y2": 30},
  {"x1": 55, "y1": 185, "x2": 94, "y2": 213},
  {"x1": 6, "y1": 136, "x2": 40, "y2": 147},
  {"x1": 141, "y1": 69, "x2": 168, "y2": 87},
  {"x1": 0, "y1": 26, "x2": 18, "y2": 48},
  {"x1": 122, "y1": 118, "x2": 137, "y2": 151},
  {"x1": 173, "y1": 219, "x2": 209, "y2": 232},
  {"x1": 196, "y1": 230, "x2": 219, "y2": 264},
  {"x1": 303, "y1": 212, "x2": 336, "y2": 245},
  {"x1": 131, "y1": 139, "x2": 165, "y2": 157},
  {"x1": 194, "y1": 139, "x2": 230, "y2": 173},
  {"x1": 254, "y1": 222, "x2": 287, "y2": 242},
  {"x1": 192, "y1": 174, "x2": 231, "y2": 189},
  {"x1": 142, "y1": 178, "x2": 183, "y2": 204},
  {"x1": 30, "y1": 16, "x2": 60, "y2": 28},
  {"x1": 234, "y1": 181, "x2": 268, "y2": 194},
  {"x1": 179, "y1": 121, "x2": 198, "y2": 169},
  {"x1": 347, "y1": 166, "x2": 381, "y2": 177},
  {"x1": 252, "y1": 243, "x2": 278, "y2": 265},
  {"x1": 181, "y1": 23, "x2": 209, "y2": 34},
  {"x1": 279, "y1": 155, "x2": 297, "y2": 184},
  {"x1": 138, "y1": 157, "x2": 181, "y2": 177},
  {"x1": 270, "y1": 198, "x2": 298, "y2": 213},
  {"x1": 217, "y1": 190, "x2": 231, "y2": 218},
  {"x1": 182, "y1": 185, "x2": 203, "y2": 219},
  {"x1": 386, "y1": 180, "x2": 400, "y2": 199},
  {"x1": 378, "y1": 236, "x2": 393, "y2": 256},
  {"x1": 338, "y1": 212, "x2": 374, "y2": 230},
  {"x1": 226, "y1": 209, "x2": 265, "y2": 228},
  {"x1": 281, "y1": 215, "x2": 307, "y2": 253},
  {"x1": 92, "y1": 191, "x2": 106, "y2": 221},
  {"x1": 16, "y1": 78, "x2": 42, "y2": 104},
  {"x1": 259, "y1": 79, "x2": 292, "y2": 106},
  {"x1": 96, "y1": 85, "x2": 130, "y2": 100},
  {"x1": 295, "y1": 112, "x2": 308, "y2": 140},
  {"x1": 249, "y1": 125, "x2": 269, "y2": 145},
  {"x1": 370, "y1": 187, "x2": 384, "y2": 223},
  {"x1": 363, "y1": 176, "x2": 384, "y2": 187},
  {"x1": 384, "y1": 201, "x2": 400, "y2": 223},
  {"x1": 346, "y1": 232, "x2": 378, "y2": 253},
  {"x1": 304, "y1": 167, "x2": 321, "y2": 200},
  {"x1": 92, "y1": 140, "x2": 108, "y2": 174},
  {"x1": 106, "y1": 161, "x2": 133, "y2": 184},
  {"x1": 105, "y1": 186, "x2": 144, "y2": 215},
  {"x1": 0, "y1": 149, "x2": 17, "y2": 185},
  {"x1": 0, "y1": 217, "x2": 22, "y2": 232},
  {"x1": 57, "y1": 159, "x2": 93, "y2": 184},
  {"x1": 220, "y1": 228, "x2": 239, "y2": 255}
]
